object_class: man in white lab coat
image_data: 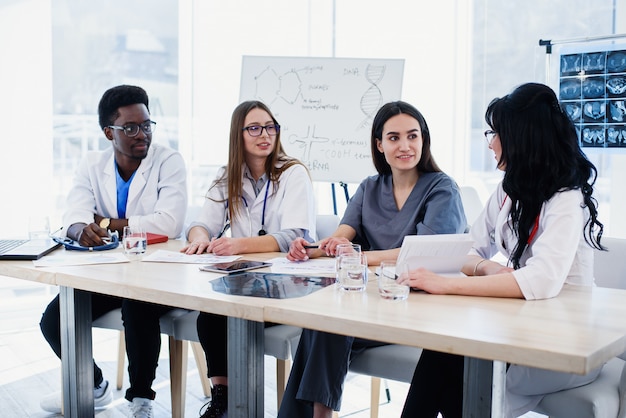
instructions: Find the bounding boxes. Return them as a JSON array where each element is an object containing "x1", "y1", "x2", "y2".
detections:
[{"x1": 39, "y1": 85, "x2": 187, "y2": 417}]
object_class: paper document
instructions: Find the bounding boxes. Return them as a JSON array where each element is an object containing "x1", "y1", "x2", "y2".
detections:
[
  {"x1": 142, "y1": 249, "x2": 241, "y2": 264},
  {"x1": 397, "y1": 234, "x2": 474, "y2": 274},
  {"x1": 268, "y1": 257, "x2": 336, "y2": 276},
  {"x1": 33, "y1": 252, "x2": 130, "y2": 267}
]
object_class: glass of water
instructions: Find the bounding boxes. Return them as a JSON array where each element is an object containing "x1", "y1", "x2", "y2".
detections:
[
  {"x1": 378, "y1": 260, "x2": 410, "y2": 301},
  {"x1": 123, "y1": 226, "x2": 147, "y2": 259},
  {"x1": 28, "y1": 215, "x2": 50, "y2": 240},
  {"x1": 336, "y1": 252, "x2": 368, "y2": 292},
  {"x1": 335, "y1": 243, "x2": 361, "y2": 258},
  {"x1": 335, "y1": 243, "x2": 361, "y2": 286}
]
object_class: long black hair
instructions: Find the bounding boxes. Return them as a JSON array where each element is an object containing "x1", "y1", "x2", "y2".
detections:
[{"x1": 485, "y1": 82, "x2": 604, "y2": 268}]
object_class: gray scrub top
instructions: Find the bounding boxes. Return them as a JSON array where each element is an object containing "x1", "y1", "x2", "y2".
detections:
[{"x1": 340, "y1": 172, "x2": 467, "y2": 250}]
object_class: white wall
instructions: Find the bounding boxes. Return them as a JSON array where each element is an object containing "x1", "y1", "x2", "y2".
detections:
[
  {"x1": 181, "y1": 0, "x2": 473, "y2": 215},
  {"x1": 0, "y1": 0, "x2": 54, "y2": 237},
  {"x1": 4, "y1": 0, "x2": 624, "y2": 237}
]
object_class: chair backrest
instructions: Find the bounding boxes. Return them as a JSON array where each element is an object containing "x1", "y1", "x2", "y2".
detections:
[
  {"x1": 459, "y1": 186, "x2": 484, "y2": 230},
  {"x1": 316, "y1": 214, "x2": 340, "y2": 240},
  {"x1": 594, "y1": 237, "x2": 626, "y2": 290}
]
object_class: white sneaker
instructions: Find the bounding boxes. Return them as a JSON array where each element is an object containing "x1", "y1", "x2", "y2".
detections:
[
  {"x1": 128, "y1": 397, "x2": 153, "y2": 418},
  {"x1": 40, "y1": 379, "x2": 113, "y2": 413}
]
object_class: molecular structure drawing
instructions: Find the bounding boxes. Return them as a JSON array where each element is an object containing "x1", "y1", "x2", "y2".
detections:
[{"x1": 253, "y1": 66, "x2": 303, "y2": 105}]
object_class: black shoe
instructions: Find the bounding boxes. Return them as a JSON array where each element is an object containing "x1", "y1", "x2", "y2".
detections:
[{"x1": 199, "y1": 384, "x2": 228, "y2": 418}]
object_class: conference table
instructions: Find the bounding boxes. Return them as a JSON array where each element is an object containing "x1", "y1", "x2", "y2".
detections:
[{"x1": 3, "y1": 240, "x2": 626, "y2": 418}]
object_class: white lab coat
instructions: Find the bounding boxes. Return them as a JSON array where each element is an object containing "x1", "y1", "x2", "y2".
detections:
[
  {"x1": 469, "y1": 182, "x2": 594, "y2": 300},
  {"x1": 469, "y1": 182, "x2": 601, "y2": 417},
  {"x1": 63, "y1": 144, "x2": 187, "y2": 238},
  {"x1": 188, "y1": 163, "x2": 316, "y2": 243}
]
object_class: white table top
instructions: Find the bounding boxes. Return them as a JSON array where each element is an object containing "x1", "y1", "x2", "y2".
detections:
[
  {"x1": 265, "y1": 281, "x2": 626, "y2": 374},
  {"x1": 3, "y1": 240, "x2": 626, "y2": 375}
]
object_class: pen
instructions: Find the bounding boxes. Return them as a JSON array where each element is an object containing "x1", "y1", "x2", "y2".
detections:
[
  {"x1": 303, "y1": 245, "x2": 319, "y2": 249},
  {"x1": 49, "y1": 226, "x2": 64, "y2": 237}
]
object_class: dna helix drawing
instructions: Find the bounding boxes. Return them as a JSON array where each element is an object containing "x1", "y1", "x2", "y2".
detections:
[{"x1": 358, "y1": 64, "x2": 386, "y2": 129}]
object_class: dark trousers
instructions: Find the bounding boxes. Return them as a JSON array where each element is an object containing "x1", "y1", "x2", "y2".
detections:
[
  {"x1": 40, "y1": 293, "x2": 123, "y2": 388},
  {"x1": 401, "y1": 349, "x2": 465, "y2": 418},
  {"x1": 196, "y1": 312, "x2": 275, "y2": 378},
  {"x1": 121, "y1": 299, "x2": 175, "y2": 401},
  {"x1": 39, "y1": 293, "x2": 174, "y2": 401},
  {"x1": 277, "y1": 329, "x2": 386, "y2": 417},
  {"x1": 197, "y1": 312, "x2": 228, "y2": 377}
]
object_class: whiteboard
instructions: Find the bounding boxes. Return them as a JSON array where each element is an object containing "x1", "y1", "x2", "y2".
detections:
[{"x1": 240, "y1": 56, "x2": 404, "y2": 183}]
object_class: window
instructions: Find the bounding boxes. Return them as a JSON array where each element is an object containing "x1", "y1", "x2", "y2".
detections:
[{"x1": 1, "y1": 0, "x2": 625, "y2": 236}]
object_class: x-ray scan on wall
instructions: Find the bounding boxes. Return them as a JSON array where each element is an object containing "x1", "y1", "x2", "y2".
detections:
[{"x1": 559, "y1": 46, "x2": 626, "y2": 148}]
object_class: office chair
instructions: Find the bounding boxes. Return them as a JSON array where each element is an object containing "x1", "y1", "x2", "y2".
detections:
[{"x1": 533, "y1": 237, "x2": 626, "y2": 418}]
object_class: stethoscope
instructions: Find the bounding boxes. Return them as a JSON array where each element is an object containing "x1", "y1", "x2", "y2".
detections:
[
  {"x1": 223, "y1": 180, "x2": 271, "y2": 237},
  {"x1": 52, "y1": 230, "x2": 120, "y2": 251}
]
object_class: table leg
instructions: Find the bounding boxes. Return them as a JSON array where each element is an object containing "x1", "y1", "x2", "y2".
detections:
[
  {"x1": 59, "y1": 286, "x2": 94, "y2": 418},
  {"x1": 491, "y1": 360, "x2": 507, "y2": 416},
  {"x1": 227, "y1": 317, "x2": 264, "y2": 418},
  {"x1": 463, "y1": 357, "x2": 493, "y2": 417},
  {"x1": 463, "y1": 358, "x2": 507, "y2": 417}
]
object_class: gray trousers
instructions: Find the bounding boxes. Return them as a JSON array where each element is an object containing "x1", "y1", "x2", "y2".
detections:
[{"x1": 277, "y1": 329, "x2": 385, "y2": 417}]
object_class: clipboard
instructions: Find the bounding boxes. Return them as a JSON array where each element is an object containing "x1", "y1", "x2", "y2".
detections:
[{"x1": 396, "y1": 234, "x2": 474, "y2": 274}]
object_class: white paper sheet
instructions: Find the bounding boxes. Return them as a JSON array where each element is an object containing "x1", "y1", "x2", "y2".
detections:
[
  {"x1": 267, "y1": 257, "x2": 336, "y2": 275},
  {"x1": 397, "y1": 234, "x2": 474, "y2": 274},
  {"x1": 141, "y1": 249, "x2": 241, "y2": 264},
  {"x1": 33, "y1": 252, "x2": 130, "y2": 267}
]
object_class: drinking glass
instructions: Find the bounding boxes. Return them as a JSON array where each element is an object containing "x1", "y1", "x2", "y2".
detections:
[
  {"x1": 335, "y1": 243, "x2": 361, "y2": 286},
  {"x1": 123, "y1": 226, "x2": 147, "y2": 259},
  {"x1": 335, "y1": 243, "x2": 361, "y2": 284},
  {"x1": 335, "y1": 243, "x2": 361, "y2": 258},
  {"x1": 378, "y1": 260, "x2": 410, "y2": 301},
  {"x1": 336, "y1": 251, "x2": 368, "y2": 292},
  {"x1": 28, "y1": 215, "x2": 50, "y2": 240}
]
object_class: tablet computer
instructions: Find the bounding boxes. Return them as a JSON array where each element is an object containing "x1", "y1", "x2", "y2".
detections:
[
  {"x1": 199, "y1": 260, "x2": 272, "y2": 274},
  {"x1": 396, "y1": 234, "x2": 475, "y2": 274}
]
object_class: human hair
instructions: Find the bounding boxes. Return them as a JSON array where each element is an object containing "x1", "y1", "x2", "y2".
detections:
[
  {"x1": 210, "y1": 100, "x2": 305, "y2": 223},
  {"x1": 370, "y1": 101, "x2": 441, "y2": 175},
  {"x1": 484, "y1": 82, "x2": 604, "y2": 268},
  {"x1": 97, "y1": 85, "x2": 150, "y2": 130}
]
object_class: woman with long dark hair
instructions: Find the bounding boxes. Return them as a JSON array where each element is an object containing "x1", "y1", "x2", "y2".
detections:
[
  {"x1": 287, "y1": 100, "x2": 466, "y2": 265},
  {"x1": 400, "y1": 82, "x2": 604, "y2": 417},
  {"x1": 279, "y1": 101, "x2": 467, "y2": 418}
]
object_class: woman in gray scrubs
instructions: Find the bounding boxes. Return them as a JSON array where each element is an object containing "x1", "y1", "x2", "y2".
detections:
[{"x1": 280, "y1": 101, "x2": 467, "y2": 418}]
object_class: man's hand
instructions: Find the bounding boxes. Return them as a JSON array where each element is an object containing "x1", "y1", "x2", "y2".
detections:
[{"x1": 76, "y1": 223, "x2": 110, "y2": 246}]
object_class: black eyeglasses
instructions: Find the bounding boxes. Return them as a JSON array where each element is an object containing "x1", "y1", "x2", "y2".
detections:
[
  {"x1": 108, "y1": 120, "x2": 157, "y2": 137},
  {"x1": 242, "y1": 124, "x2": 280, "y2": 137},
  {"x1": 484, "y1": 129, "x2": 497, "y2": 145}
]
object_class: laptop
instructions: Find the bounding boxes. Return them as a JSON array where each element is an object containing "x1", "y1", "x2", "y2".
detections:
[{"x1": 0, "y1": 238, "x2": 62, "y2": 260}]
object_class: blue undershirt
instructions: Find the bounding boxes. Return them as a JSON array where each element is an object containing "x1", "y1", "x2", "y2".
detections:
[{"x1": 115, "y1": 162, "x2": 136, "y2": 219}]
